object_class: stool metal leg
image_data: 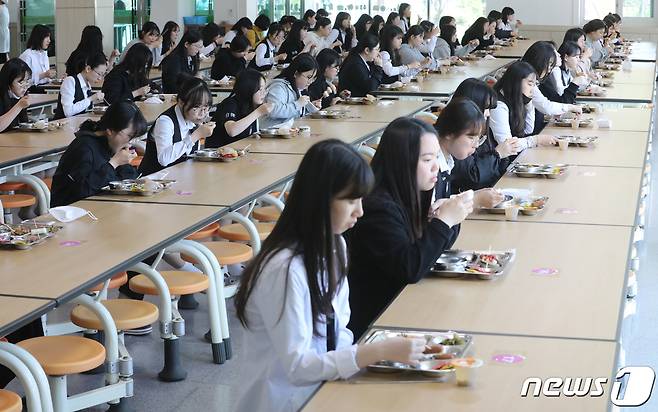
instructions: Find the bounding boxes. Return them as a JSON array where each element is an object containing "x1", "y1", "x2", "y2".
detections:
[
  {"x1": 48, "y1": 375, "x2": 67, "y2": 412},
  {"x1": 0, "y1": 350, "x2": 43, "y2": 411},
  {"x1": 0, "y1": 342, "x2": 53, "y2": 412}
]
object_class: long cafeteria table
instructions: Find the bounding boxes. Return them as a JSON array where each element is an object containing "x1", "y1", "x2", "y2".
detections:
[
  {"x1": 0, "y1": 200, "x2": 226, "y2": 304},
  {"x1": 0, "y1": 296, "x2": 56, "y2": 337},
  {"x1": 602, "y1": 62, "x2": 657, "y2": 84},
  {"x1": 561, "y1": 106, "x2": 653, "y2": 133},
  {"x1": 302, "y1": 334, "x2": 617, "y2": 412},
  {"x1": 489, "y1": 39, "x2": 534, "y2": 58},
  {"x1": 578, "y1": 82, "x2": 655, "y2": 103}
]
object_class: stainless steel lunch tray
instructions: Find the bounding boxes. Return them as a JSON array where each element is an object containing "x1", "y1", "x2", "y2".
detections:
[
  {"x1": 0, "y1": 222, "x2": 62, "y2": 250},
  {"x1": 362, "y1": 328, "x2": 473, "y2": 377},
  {"x1": 379, "y1": 83, "x2": 404, "y2": 91},
  {"x1": 339, "y1": 97, "x2": 376, "y2": 105},
  {"x1": 510, "y1": 163, "x2": 568, "y2": 179},
  {"x1": 102, "y1": 179, "x2": 175, "y2": 196},
  {"x1": 309, "y1": 110, "x2": 348, "y2": 119},
  {"x1": 257, "y1": 128, "x2": 294, "y2": 139},
  {"x1": 553, "y1": 118, "x2": 594, "y2": 128},
  {"x1": 16, "y1": 123, "x2": 48, "y2": 132},
  {"x1": 190, "y1": 149, "x2": 239, "y2": 162},
  {"x1": 431, "y1": 249, "x2": 516, "y2": 280},
  {"x1": 556, "y1": 135, "x2": 598, "y2": 147}
]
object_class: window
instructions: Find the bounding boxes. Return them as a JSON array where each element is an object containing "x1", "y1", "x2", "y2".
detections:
[
  {"x1": 583, "y1": 0, "x2": 616, "y2": 20},
  {"x1": 195, "y1": 0, "x2": 213, "y2": 20},
  {"x1": 623, "y1": 0, "x2": 654, "y2": 17},
  {"x1": 20, "y1": 0, "x2": 56, "y2": 56},
  {"x1": 430, "y1": 0, "x2": 485, "y2": 40}
]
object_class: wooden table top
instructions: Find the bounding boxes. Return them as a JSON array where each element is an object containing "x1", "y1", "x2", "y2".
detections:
[
  {"x1": 328, "y1": 99, "x2": 432, "y2": 122},
  {"x1": 603, "y1": 62, "x2": 656, "y2": 84},
  {"x1": 303, "y1": 333, "x2": 616, "y2": 412},
  {"x1": 468, "y1": 165, "x2": 643, "y2": 227},
  {"x1": 0, "y1": 296, "x2": 56, "y2": 337},
  {"x1": 0, "y1": 146, "x2": 61, "y2": 169},
  {"x1": 628, "y1": 41, "x2": 657, "y2": 61},
  {"x1": 490, "y1": 39, "x2": 534, "y2": 58},
  {"x1": 89, "y1": 153, "x2": 303, "y2": 209},
  {"x1": 0, "y1": 200, "x2": 225, "y2": 302},
  {"x1": 515, "y1": 130, "x2": 648, "y2": 168},
  {"x1": 27, "y1": 94, "x2": 58, "y2": 108},
  {"x1": 0, "y1": 115, "x2": 93, "y2": 149},
  {"x1": 567, "y1": 107, "x2": 653, "y2": 132},
  {"x1": 578, "y1": 82, "x2": 654, "y2": 103},
  {"x1": 374, "y1": 220, "x2": 630, "y2": 341},
  {"x1": 134, "y1": 94, "x2": 224, "y2": 124},
  {"x1": 239, "y1": 120, "x2": 385, "y2": 155}
]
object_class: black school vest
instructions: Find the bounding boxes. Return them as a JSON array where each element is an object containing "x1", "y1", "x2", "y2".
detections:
[
  {"x1": 138, "y1": 106, "x2": 197, "y2": 176},
  {"x1": 53, "y1": 75, "x2": 92, "y2": 119},
  {"x1": 248, "y1": 40, "x2": 274, "y2": 72}
]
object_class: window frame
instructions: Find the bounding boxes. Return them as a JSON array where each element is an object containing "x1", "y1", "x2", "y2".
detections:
[{"x1": 581, "y1": 0, "x2": 658, "y2": 26}]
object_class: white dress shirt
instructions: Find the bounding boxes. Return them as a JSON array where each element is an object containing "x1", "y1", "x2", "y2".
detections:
[
  {"x1": 119, "y1": 39, "x2": 163, "y2": 66},
  {"x1": 380, "y1": 51, "x2": 411, "y2": 77},
  {"x1": 152, "y1": 105, "x2": 197, "y2": 167},
  {"x1": 489, "y1": 99, "x2": 537, "y2": 150},
  {"x1": 19, "y1": 48, "x2": 50, "y2": 85},
  {"x1": 0, "y1": 5, "x2": 9, "y2": 54},
  {"x1": 255, "y1": 39, "x2": 277, "y2": 68},
  {"x1": 233, "y1": 240, "x2": 360, "y2": 412},
  {"x1": 59, "y1": 73, "x2": 92, "y2": 117},
  {"x1": 223, "y1": 30, "x2": 237, "y2": 46},
  {"x1": 200, "y1": 42, "x2": 217, "y2": 57},
  {"x1": 532, "y1": 85, "x2": 569, "y2": 116},
  {"x1": 304, "y1": 32, "x2": 332, "y2": 56},
  {"x1": 327, "y1": 28, "x2": 357, "y2": 49}
]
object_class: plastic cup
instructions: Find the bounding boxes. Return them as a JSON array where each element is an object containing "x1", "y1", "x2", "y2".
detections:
[
  {"x1": 558, "y1": 139, "x2": 569, "y2": 151},
  {"x1": 570, "y1": 119, "x2": 580, "y2": 129},
  {"x1": 505, "y1": 205, "x2": 519, "y2": 221},
  {"x1": 453, "y1": 358, "x2": 484, "y2": 386}
]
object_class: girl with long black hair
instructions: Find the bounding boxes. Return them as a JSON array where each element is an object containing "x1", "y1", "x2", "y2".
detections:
[
  {"x1": 434, "y1": 24, "x2": 479, "y2": 59},
  {"x1": 19, "y1": 24, "x2": 55, "y2": 92},
  {"x1": 462, "y1": 17, "x2": 495, "y2": 51},
  {"x1": 354, "y1": 14, "x2": 373, "y2": 41},
  {"x1": 308, "y1": 48, "x2": 351, "y2": 108},
  {"x1": 161, "y1": 21, "x2": 180, "y2": 56},
  {"x1": 379, "y1": 24, "x2": 420, "y2": 84},
  {"x1": 397, "y1": 3, "x2": 411, "y2": 33},
  {"x1": 398, "y1": 25, "x2": 435, "y2": 71},
  {"x1": 234, "y1": 139, "x2": 425, "y2": 412},
  {"x1": 0, "y1": 58, "x2": 30, "y2": 133},
  {"x1": 54, "y1": 52, "x2": 106, "y2": 119},
  {"x1": 338, "y1": 33, "x2": 384, "y2": 97},
  {"x1": 329, "y1": 12, "x2": 357, "y2": 53},
  {"x1": 66, "y1": 25, "x2": 119, "y2": 76},
  {"x1": 102, "y1": 43, "x2": 153, "y2": 104},
  {"x1": 161, "y1": 30, "x2": 203, "y2": 93},
  {"x1": 542, "y1": 41, "x2": 589, "y2": 104},
  {"x1": 249, "y1": 23, "x2": 288, "y2": 71},
  {"x1": 278, "y1": 20, "x2": 314, "y2": 64}
]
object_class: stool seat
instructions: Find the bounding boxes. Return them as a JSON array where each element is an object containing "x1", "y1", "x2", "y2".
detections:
[
  {"x1": 70, "y1": 300, "x2": 159, "y2": 331},
  {"x1": 252, "y1": 206, "x2": 281, "y2": 222},
  {"x1": 0, "y1": 389, "x2": 22, "y2": 412},
  {"x1": 0, "y1": 194, "x2": 36, "y2": 208},
  {"x1": 181, "y1": 241, "x2": 252, "y2": 266},
  {"x1": 18, "y1": 336, "x2": 105, "y2": 376},
  {"x1": 269, "y1": 191, "x2": 289, "y2": 201},
  {"x1": 217, "y1": 222, "x2": 275, "y2": 242},
  {"x1": 89, "y1": 272, "x2": 128, "y2": 292},
  {"x1": 129, "y1": 271, "x2": 209, "y2": 296},
  {"x1": 41, "y1": 177, "x2": 52, "y2": 190},
  {"x1": 185, "y1": 222, "x2": 219, "y2": 240},
  {"x1": 0, "y1": 182, "x2": 26, "y2": 192}
]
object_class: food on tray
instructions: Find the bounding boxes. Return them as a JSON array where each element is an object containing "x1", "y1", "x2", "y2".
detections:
[
  {"x1": 440, "y1": 334, "x2": 466, "y2": 346},
  {"x1": 219, "y1": 147, "x2": 238, "y2": 159}
]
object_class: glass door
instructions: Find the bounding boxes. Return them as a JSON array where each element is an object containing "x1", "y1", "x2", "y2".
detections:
[
  {"x1": 19, "y1": 0, "x2": 55, "y2": 56},
  {"x1": 114, "y1": 0, "x2": 150, "y2": 52}
]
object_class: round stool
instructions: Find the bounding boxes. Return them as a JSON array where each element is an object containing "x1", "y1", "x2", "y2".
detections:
[
  {"x1": 18, "y1": 336, "x2": 105, "y2": 376},
  {"x1": 252, "y1": 206, "x2": 281, "y2": 222},
  {"x1": 89, "y1": 272, "x2": 128, "y2": 293},
  {"x1": 269, "y1": 191, "x2": 289, "y2": 201},
  {"x1": 41, "y1": 177, "x2": 52, "y2": 191},
  {"x1": 216, "y1": 222, "x2": 274, "y2": 242},
  {"x1": 0, "y1": 194, "x2": 35, "y2": 208},
  {"x1": 185, "y1": 222, "x2": 220, "y2": 241},
  {"x1": 0, "y1": 182, "x2": 27, "y2": 193},
  {"x1": 70, "y1": 300, "x2": 159, "y2": 332},
  {"x1": 0, "y1": 389, "x2": 22, "y2": 412},
  {"x1": 129, "y1": 271, "x2": 209, "y2": 296},
  {"x1": 181, "y1": 242, "x2": 253, "y2": 266},
  {"x1": 129, "y1": 156, "x2": 143, "y2": 167}
]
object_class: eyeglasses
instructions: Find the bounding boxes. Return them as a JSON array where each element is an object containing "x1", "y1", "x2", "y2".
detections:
[
  {"x1": 191, "y1": 106, "x2": 210, "y2": 114},
  {"x1": 16, "y1": 79, "x2": 32, "y2": 88},
  {"x1": 471, "y1": 135, "x2": 487, "y2": 147},
  {"x1": 92, "y1": 69, "x2": 105, "y2": 78}
]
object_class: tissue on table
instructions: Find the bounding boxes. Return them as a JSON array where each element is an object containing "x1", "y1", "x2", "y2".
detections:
[
  {"x1": 49, "y1": 206, "x2": 91, "y2": 223},
  {"x1": 499, "y1": 188, "x2": 534, "y2": 200},
  {"x1": 144, "y1": 96, "x2": 164, "y2": 104}
]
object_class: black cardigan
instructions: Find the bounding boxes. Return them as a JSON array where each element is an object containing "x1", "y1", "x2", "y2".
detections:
[
  {"x1": 308, "y1": 77, "x2": 336, "y2": 109},
  {"x1": 102, "y1": 68, "x2": 142, "y2": 105},
  {"x1": 450, "y1": 130, "x2": 510, "y2": 192},
  {"x1": 338, "y1": 54, "x2": 383, "y2": 97},
  {"x1": 211, "y1": 48, "x2": 246, "y2": 80},
  {"x1": 346, "y1": 186, "x2": 460, "y2": 339},
  {"x1": 539, "y1": 72, "x2": 578, "y2": 105},
  {"x1": 161, "y1": 52, "x2": 197, "y2": 93},
  {"x1": 462, "y1": 30, "x2": 494, "y2": 51}
]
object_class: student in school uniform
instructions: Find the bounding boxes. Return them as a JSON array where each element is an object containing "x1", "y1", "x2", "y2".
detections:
[
  {"x1": 521, "y1": 41, "x2": 582, "y2": 132},
  {"x1": 542, "y1": 41, "x2": 589, "y2": 105},
  {"x1": 248, "y1": 23, "x2": 287, "y2": 72},
  {"x1": 233, "y1": 139, "x2": 426, "y2": 412},
  {"x1": 369, "y1": 15, "x2": 385, "y2": 37},
  {"x1": 450, "y1": 78, "x2": 519, "y2": 191},
  {"x1": 119, "y1": 22, "x2": 163, "y2": 67},
  {"x1": 397, "y1": 3, "x2": 411, "y2": 33},
  {"x1": 583, "y1": 19, "x2": 609, "y2": 66},
  {"x1": 211, "y1": 35, "x2": 251, "y2": 80},
  {"x1": 379, "y1": 24, "x2": 420, "y2": 84},
  {"x1": 138, "y1": 77, "x2": 216, "y2": 176},
  {"x1": 223, "y1": 17, "x2": 253, "y2": 47},
  {"x1": 50, "y1": 101, "x2": 147, "y2": 207},
  {"x1": 102, "y1": 43, "x2": 153, "y2": 104},
  {"x1": 329, "y1": 12, "x2": 357, "y2": 54},
  {"x1": 66, "y1": 25, "x2": 119, "y2": 77},
  {"x1": 161, "y1": 21, "x2": 180, "y2": 56},
  {"x1": 386, "y1": 12, "x2": 400, "y2": 27},
  {"x1": 279, "y1": 15, "x2": 297, "y2": 34},
  {"x1": 490, "y1": 61, "x2": 557, "y2": 152},
  {"x1": 54, "y1": 52, "x2": 106, "y2": 119},
  {"x1": 346, "y1": 107, "x2": 483, "y2": 338},
  {"x1": 316, "y1": 8, "x2": 329, "y2": 18},
  {"x1": 19, "y1": 24, "x2": 56, "y2": 93},
  {"x1": 0, "y1": 59, "x2": 31, "y2": 133},
  {"x1": 338, "y1": 34, "x2": 384, "y2": 97},
  {"x1": 398, "y1": 25, "x2": 436, "y2": 71},
  {"x1": 247, "y1": 15, "x2": 271, "y2": 48},
  {"x1": 564, "y1": 27, "x2": 596, "y2": 80},
  {"x1": 200, "y1": 22, "x2": 224, "y2": 57},
  {"x1": 418, "y1": 21, "x2": 440, "y2": 58},
  {"x1": 261, "y1": 53, "x2": 319, "y2": 128},
  {"x1": 354, "y1": 14, "x2": 373, "y2": 42},
  {"x1": 161, "y1": 30, "x2": 202, "y2": 94},
  {"x1": 303, "y1": 9, "x2": 316, "y2": 30},
  {"x1": 278, "y1": 20, "x2": 314, "y2": 64},
  {"x1": 434, "y1": 24, "x2": 479, "y2": 59},
  {"x1": 462, "y1": 17, "x2": 495, "y2": 51},
  {"x1": 487, "y1": 10, "x2": 510, "y2": 39},
  {"x1": 308, "y1": 48, "x2": 351, "y2": 108},
  {"x1": 499, "y1": 7, "x2": 522, "y2": 33},
  {"x1": 206, "y1": 69, "x2": 273, "y2": 148},
  {"x1": 304, "y1": 17, "x2": 340, "y2": 56}
]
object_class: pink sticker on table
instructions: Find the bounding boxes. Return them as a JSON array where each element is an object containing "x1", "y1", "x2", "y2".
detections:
[
  {"x1": 556, "y1": 208, "x2": 579, "y2": 215},
  {"x1": 532, "y1": 267, "x2": 559, "y2": 276},
  {"x1": 492, "y1": 354, "x2": 525, "y2": 364},
  {"x1": 176, "y1": 190, "x2": 193, "y2": 196},
  {"x1": 60, "y1": 240, "x2": 81, "y2": 247}
]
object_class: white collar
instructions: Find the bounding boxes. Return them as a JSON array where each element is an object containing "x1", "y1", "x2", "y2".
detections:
[
  {"x1": 437, "y1": 146, "x2": 454, "y2": 174},
  {"x1": 359, "y1": 54, "x2": 370, "y2": 70},
  {"x1": 174, "y1": 105, "x2": 196, "y2": 130},
  {"x1": 8, "y1": 90, "x2": 20, "y2": 99},
  {"x1": 76, "y1": 73, "x2": 91, "y2": 90}
]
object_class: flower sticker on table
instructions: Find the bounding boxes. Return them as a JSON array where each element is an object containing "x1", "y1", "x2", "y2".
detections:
[
  {"x1": 176, "y1": 190, "x2": 193, "y2": 196},
  {"x1": 60, "y1": 240, "x2": 82, "y2": 247},
  {"x1": 555, "y1": 208, "x2": 579, "y2": 215},
  {"x1": 492, "y1": 353, "x2": 525, "y2": 365},
  {"x1": 532, "y1": 267, "x2": 559, "y2": 276}
]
